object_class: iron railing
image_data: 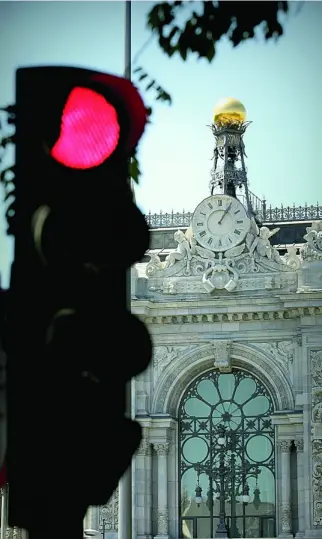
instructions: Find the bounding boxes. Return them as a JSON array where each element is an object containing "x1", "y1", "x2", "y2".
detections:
[{"x1": 145, "y1": 203, "x2": 322, "y2": 229}]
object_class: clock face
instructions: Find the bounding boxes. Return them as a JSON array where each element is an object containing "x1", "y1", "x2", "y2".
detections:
[{"x1": 192, "y1": 194, "x2": 250, "y2": 251}]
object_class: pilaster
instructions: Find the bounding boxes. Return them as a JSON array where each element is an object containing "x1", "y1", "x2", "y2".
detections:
[
  {"x1": 136, "y1": 436, "x2": 153, "y2": 539},
  {"x1": 154, "y1": 443, "x2": 170, "y2": 539},
  {"x1": 294, "y1": 438, "x2": 305, "y2": 537},
  {"x1": 277, "y1": 439, "x2": 293, "y2": 538}
]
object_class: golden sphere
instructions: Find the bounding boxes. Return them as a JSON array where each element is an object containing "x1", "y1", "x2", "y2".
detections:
[{"x1": 213, "y1": 97, "x2": 246, "y2": 125}]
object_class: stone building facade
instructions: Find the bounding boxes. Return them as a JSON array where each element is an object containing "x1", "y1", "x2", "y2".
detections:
[
  {"x1": 88, "y1": 210, "x2": 322, "y2": 539},
  {"x1": 87, "y1": 99, "x2": 322, "y2": 539}
]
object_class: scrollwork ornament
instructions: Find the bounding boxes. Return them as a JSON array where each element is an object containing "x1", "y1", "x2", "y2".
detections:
[
  {"x1": 12, "y1": 529, "x2": 22, "y2": 539},
  {"x1": 157, "y1": 509, "x2": 169, "y2": 535},
  {"x1": 99, "y1": 488, "x2": 119, "y2": 531},
  {"x1": 312, "y1": 439, "x2": 322, "y2": 527},
  {"x1": 280, "y1": 503, "x2": 292, "y2": 533}
]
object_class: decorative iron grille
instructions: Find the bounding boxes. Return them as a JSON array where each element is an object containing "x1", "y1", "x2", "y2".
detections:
[
  {"x1": 145, "y1": 203, "x2": 322, "y2": 229},
  {"x1": 178, "y1": 369, "x2": 276, "y2": 539}
]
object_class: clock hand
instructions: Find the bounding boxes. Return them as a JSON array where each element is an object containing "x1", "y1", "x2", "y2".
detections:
[{"x1": 218, "y1": 202, "x2": 232, "y2": 225}]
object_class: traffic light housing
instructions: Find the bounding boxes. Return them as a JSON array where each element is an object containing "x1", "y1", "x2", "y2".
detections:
[{"x1": 5, "y1": 66, "x2": 151, "y2": 538}]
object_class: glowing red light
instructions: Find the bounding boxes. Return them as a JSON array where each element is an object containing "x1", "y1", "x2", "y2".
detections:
[{"x1": 51, "y1": 87, "x2": 120, "y2": 169}]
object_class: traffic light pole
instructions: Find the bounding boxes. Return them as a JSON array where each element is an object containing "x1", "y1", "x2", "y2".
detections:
[{"x1": 118, "y1": 3, "x2": 133, "y2": 539}]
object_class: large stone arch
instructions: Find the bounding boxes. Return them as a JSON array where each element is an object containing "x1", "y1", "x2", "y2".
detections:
[{"x1": 151, "y1": 342, "x2": 294, "y2": 415}]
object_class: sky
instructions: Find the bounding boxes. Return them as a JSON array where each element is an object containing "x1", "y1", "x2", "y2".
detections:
[{"x1": 0, "y1": 1, "x2": 321, "y2": 287}]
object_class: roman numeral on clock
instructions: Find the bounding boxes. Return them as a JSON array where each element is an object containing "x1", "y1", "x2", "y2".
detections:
[
  {"x1": 199, "y1": 230, "x2": 207, "y2": 238},
  {"x1": 234, "y1": 229, "x2": 241, "y2": 235},
  {"x1": 236, "y1": 220, "x2": 243, "y2": 224},
  {"x1": 197, "y1": 222, "x2": 204, "y2": 226},
  {"x1": 207, "y1": 237, "x2": 213, "y2": 246}
]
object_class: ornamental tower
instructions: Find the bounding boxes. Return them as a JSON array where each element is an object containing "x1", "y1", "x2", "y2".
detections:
[{"x1": 209, "y1": 97, "x2": 255, "y2": 218}]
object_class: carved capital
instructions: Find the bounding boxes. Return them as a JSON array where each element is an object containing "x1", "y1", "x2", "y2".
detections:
[
  {"x1": 136, "y1": 438, "x2": 151, "y2": 456},
  {"x1": 157, "y1": 509, "x2": 169, "y2": 535},
  {"x1": 294, "y1": 439, "x2": 304, "y2": 452},
  {"x1": 5, "y1": 530, "x2": 22, "y2": 539},
  {"x1": 278, "y1": 440, "x2": 292, "y2": 453},
  {"x1": 154, "y1": 443, "x2": 169, "y2": 456}
]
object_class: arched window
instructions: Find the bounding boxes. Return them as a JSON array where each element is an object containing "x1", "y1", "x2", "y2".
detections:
[{"x1": 179, "y1": 369, "x2": 275, "y2": 538}]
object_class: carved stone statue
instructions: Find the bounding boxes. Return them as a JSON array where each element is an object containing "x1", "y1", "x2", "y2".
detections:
[
  {"x1": 144, "y1": 212, "x2": 293, "y2": 294},
  {"x1": 246, "y1": 221, "x2": 282, "y2": 263},
  {"x1": 301, "y1": 221, "x2": 322, "y2": 260},
  {"x1": 164, "y1": 230, "x2": 196, "y2": 269},
  {"x1": 146, "y1": 253, "x2": 166, "y2": 277},
  {"x1": 283, "y1": 245, "x2": 301, "y2": 270}
]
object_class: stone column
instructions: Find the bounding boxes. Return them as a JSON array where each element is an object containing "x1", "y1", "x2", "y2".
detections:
[
  {"x1": 294, "y1": 439, "x2": 305, "y2": 537},
  {"x1": 136, "y1": 438, "x2": 152, "y2": 539},
  {"x1": 154, "y1": 443, "x2": 169, "y2": 539},
  {"x1": 278, "y1": 440, "x2": 293, "y2": 537},
  {"x1": 119, "y1": 467, "x2": 132, "y2": 539}
]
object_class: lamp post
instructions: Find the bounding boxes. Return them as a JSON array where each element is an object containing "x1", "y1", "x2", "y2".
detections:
[
  {"x1": 194, "y1": 425, "x2": 258, "y2": 539},
  {"x1": 101, "y1": 519, "x2": 106, "y2": 539}
]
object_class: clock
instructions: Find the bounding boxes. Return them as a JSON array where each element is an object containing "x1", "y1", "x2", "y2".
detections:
[{"x1": 191, "y1": 194, "x2": 250, "y2": 252}]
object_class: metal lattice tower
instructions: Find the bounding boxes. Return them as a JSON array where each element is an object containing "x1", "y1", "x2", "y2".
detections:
[{"x1": 209, "y1": 98, "x2": 256, "y2": 218}]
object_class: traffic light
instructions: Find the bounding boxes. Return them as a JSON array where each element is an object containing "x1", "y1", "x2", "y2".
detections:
[{"x1": 5, "y1": 66, "x2": 151, "y2": 538}]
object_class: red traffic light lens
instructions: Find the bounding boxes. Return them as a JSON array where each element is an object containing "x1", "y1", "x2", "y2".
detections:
[{"x1": 50, "y1": 87, "x2": 120, "y2": 169}]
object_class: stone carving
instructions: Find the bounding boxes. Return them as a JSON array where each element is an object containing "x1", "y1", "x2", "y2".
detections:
[
  {"x1": 283, "y1": 245, "x2": 301, "y2": 270},
  {"x1": 201, "y1": 253, "x2": 240, "y2": 293},
  {"x1": 294, "y1": 439, "x2": 304, "y2": 452},
  {"x1": 153, "y1": 345, "x2": 196, "y2": 383},
  {"x1": 278, "y1": 440, "x2": 292, "y2": 453},
  {"x1": 246, "y1": 223, "x2": 282, "y2": 263},
  {"x1": 152, "y1": 343, "x2": 294, "y2": 415},
  {"x1": 313, "y1": 440, "x2": 322, "y2": 527},
  {"x1": 311, "y1": 350, "x2": 322, "y2": 528},
  {"x1": 136, "y1": 438, "x2": 151, "y2": 456},
  {"x1": 301, "y1": 221, "x2": 322, "y2": 260},
  {"x1": 146, "y1": 253, "x2": 166, "y2": 276},
  {"x1": 253, "y1": 341, "x2": 294, "y2": 369},
  {"x1": 99, "y1": 487, "x2": 119, "y2": 531},
  {"x1": 213, "y1": 340, "x2": 232, "y2": 372},
  {"x1": 5, "y1": 530, "x2": 22, "y2": 539},
  {"x1": 154, "y1": 443, "x2": 169, "y2": 456},
  {"x1": 280, "y1": 503, "x2": 292, "y2": 534},
  {"x1": 157, "y1": 509, "x2": 169, "y2": 535},
  {"x1": 164, "y1": 230, "x2": 196, "y2": 271},
  {"x1": 145, "y1": 219, "x2": 293, "y2": 295}
]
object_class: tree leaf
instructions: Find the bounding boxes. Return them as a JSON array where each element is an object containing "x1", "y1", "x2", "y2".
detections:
[
  {"x1": 146, "y1": 1, "x2": 292, "y2": 61},
  {"x1": 130, "y1": 153, "x2": 141, "y2": 184}
]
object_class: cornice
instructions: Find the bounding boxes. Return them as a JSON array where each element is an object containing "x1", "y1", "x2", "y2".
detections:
[{"x1": 131, "y1": 296, "x2": 322, "y2": 325}]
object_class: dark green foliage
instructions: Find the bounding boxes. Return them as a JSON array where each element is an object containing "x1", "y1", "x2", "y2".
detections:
[{"x1": 132, "y1": 1, "x2": 290, "y2": 183}]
